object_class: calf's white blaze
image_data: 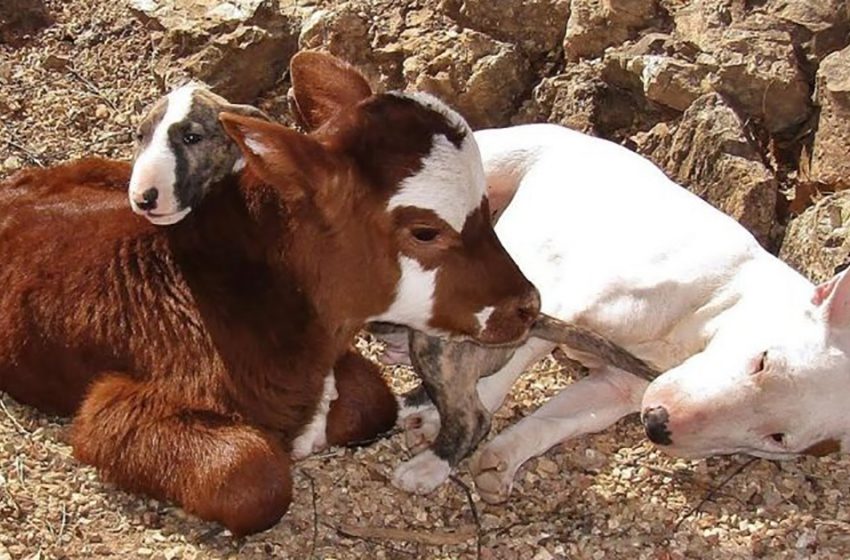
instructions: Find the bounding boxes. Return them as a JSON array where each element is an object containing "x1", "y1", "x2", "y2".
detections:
[
  {"x1": 129, "y1": 85, "x2": 198, "y2": 223},
  {"x1": 387, "y1": 93, "x2": 486, "y2": 233},
  {"x1": 292, "y1": 370, "x2": 338, "y2": 460},
  {"x1": 475, "y1": 306, "x2": 495, "y2": 333},
  {"x1": 368, "y1": 256, "x2": 438, "y2": 333}
]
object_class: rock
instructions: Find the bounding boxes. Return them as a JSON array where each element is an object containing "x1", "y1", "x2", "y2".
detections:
[
  {"x1": 299, "y1": 3, "x2": 404, "y2": 90},
  {"x1": 513, "y1": 61, "x2": 637, "y2": 136},
  {"x1": 0, "y1": 0, "x2": 50, "y2": 44},
  {"x1": 668, "y1": 0, "x2": 742, "y2": 50},
  {"x1": 564, "y1": 0, "x2": 659, "y2": 61},
  {"x1": 298, "y1": 2, "x2": 531, "y2": 127},
  {"x1": 402, "y1": 29, "x2": 531, "y2": 128},
  {"x1": 710, "y1": 19, "x2": 812, "y2": 132},
  {"x1": 763, "y1": 0, "x2": 850, "y2": 62},
  {"x1": 131, "y1": 0, "x2": 299, "y2": 102},
  {"x1": 633, "y1": 93, "x2": 779, "y2": 247},
  {"x1": 602, "y1": 34, "x2": 712, "y2": 112},
  {"x1": 183, "y1": 23, "x2": 297, "y2": 102},
  {"x1": 442, "y1": 0, "x2": 571, "y2": 57},
  {"x1": 810, "y1": 45, "x2": 850, "y2": 191},
  {"x1": 780, "y1": 191, "x2": 850, "y2": 283}
]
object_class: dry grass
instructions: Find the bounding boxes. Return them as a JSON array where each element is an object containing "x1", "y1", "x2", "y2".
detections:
[{"x1": 2, "y1": 1, "x2": 850, "y2": 558}]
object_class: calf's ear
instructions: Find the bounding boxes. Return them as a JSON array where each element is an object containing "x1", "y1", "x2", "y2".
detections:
[
  {"x1": 814, "y1": 267, "x2": 850, "y2": 329},
  {"x1": 289, "y1": 51, "x2": 373, "y2": 131},
  {"x1": 220, "y1": 112, "x2": 330, "y2": 199}
]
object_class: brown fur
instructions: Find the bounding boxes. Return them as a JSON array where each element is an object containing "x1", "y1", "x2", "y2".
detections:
[{"x1": 0, "y1": 52, "x2": 537, "y2": 536}]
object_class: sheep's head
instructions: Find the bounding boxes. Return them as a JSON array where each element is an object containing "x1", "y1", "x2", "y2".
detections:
[{"x1": 128, "y1": 85, "x2": 268, "y2": 225}]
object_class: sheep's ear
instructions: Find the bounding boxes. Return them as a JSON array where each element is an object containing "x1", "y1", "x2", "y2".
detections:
[
  {"x1": 220, "y1": 112, "x2": 330, "y2": 199},
  {"x1": 222, "y1": 102, "x2": 272, "y2": 122},
  {"x1": 289, "y1": 51, "x2": 372, "y2": 131}
]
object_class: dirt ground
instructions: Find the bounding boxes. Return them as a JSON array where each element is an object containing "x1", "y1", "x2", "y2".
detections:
[{"x1": 2, "y1": 1, "x2": 850, "y2": 559}]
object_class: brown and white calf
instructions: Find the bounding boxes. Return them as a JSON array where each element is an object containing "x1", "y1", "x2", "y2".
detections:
[{"x1": 0, "y1": 52, "x2": 538, "y2": 535}]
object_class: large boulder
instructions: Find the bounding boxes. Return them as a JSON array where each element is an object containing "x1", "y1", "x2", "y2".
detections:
[
  {"x1": 601, "y1": 33, "x2": 712, "y2": 112},
  {"x1": 763, "y1": 0, "x2": 850, "y2": 63},
  {"x1": 810, "y1": 45, "x2": 850, "y2": 191},
  {"x1": 664, "y1": 0, "x2": 812, "y2": 132},
  {"x1": 130, "y1": 0, "x2": 299, "y2": 102},
  {"x1": 710, "y1": 18, "x2": 812, "y2": 133},
  {"x1": 513, "y1": 61, "x2": 638, "y2": 136},
  {"x1": 780, "y1": 191, "x2": 850, "y2": 283},
  {"x1": 298, "y1": 2, "x2": 532, "y2": 128},
  {"x1": 633, "y1": 93, "x2": 779, "y2": 247},
  {"x1": 441, "y1": 0, "x2": 571, "y2": 57},
  {"x1": 0, "y1": 0, "x2": 50, "y2": 44},
  {"x1": 564, "y1": 0, "x2": 659, "y2": 61}
]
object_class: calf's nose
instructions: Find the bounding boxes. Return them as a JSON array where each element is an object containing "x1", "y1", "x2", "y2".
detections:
[
  {"x1": 512, "y1": 288, "x2": 541, "y2": 326},
  {"x1": 135, "y1": 187, "x2": 159, "y2": 211},
  {"x1": 642, "y1": 406, "x2": 673, "y2": 446}
]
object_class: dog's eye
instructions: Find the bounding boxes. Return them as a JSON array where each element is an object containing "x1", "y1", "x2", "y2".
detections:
[
  {"x1": 411, "y1": 227, "x2": 440, "y2": 243},
  {"x1": 751, "y1": 351, "x2": 768, "y2": 375},
  {"x1": 183, "y1": 132, "x2": 203, "y2": 145}
]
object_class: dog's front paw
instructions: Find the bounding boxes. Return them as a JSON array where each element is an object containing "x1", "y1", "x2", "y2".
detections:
[{"x1": 469, "y1": 444, "x2": 517, "y2": 504}]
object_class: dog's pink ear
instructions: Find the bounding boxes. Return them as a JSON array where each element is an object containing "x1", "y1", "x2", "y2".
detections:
[{"x1": 815, "y1": 267, "x2": 850, "y2": 328}]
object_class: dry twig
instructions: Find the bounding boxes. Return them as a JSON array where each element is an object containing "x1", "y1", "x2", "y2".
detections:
[
  {"x1": 335, "y1": 523, "x2": 475, "y2": 546},
  {"x1": 672, "y1": 458, "x2": 758, "y2": 533},
  {"x1": 450, "y1": 474, "x2": 482, "y2": 560}
]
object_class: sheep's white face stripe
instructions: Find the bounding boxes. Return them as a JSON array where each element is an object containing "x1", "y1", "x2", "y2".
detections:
[
  {"x1": 368, "y1": 256, "x2": 438, "y2": 332},
  {"x1": 129, "y1": 85, "x2": 198, "y2": 219},
  {"x1": 292, "y1": 371, "x2": 338, "y2": 460}
]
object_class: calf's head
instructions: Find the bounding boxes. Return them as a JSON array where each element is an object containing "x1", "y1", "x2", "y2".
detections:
[
  {"x1": 219, "y1": 51, "x2": 539, "y2": 346},
  {"x1": 129, "y1": 84, "x2": 268, "y2": 225},
  {"x1": 641, "y1": 267, "x2": 850, "y2": 460}
]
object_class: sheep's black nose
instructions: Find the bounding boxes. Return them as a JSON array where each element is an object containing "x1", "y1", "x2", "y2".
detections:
[
  {"x1": 642, "y1": 406, "x2": 673, "y2": 445},
  {"x1": 136, "y1": 187, "x2": 159, "y2": 211}
]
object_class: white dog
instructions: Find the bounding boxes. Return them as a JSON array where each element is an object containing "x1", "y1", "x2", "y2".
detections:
[{"x1": 392, "y1": 123, "x2": 850, "y2": 503}]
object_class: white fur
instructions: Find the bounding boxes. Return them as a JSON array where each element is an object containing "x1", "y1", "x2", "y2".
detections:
[
  {"x1": 474, "y1": 306, "x2": 495, "y2": 333},
  {"x1": 387, "y1": 94, "x2": 486, "y2": 233},
  {"x1": 129, "y1": 85, "x2": 197, "y2": 223},
  {"x1": 368, "y1": 256, "x2": 439, "y2": 334},
  {"x1": 244, "y1": 135, "x2": 271, "y2": 157},
  {"x1": 292, "y1": 371, "x2": 338, "y2": 460},
  {"x1": 401, "y1": 124, "x2": 850, "y2": 499},
  {"x1": 392, "y1": 449, "x2": 452, "y2": 495}
]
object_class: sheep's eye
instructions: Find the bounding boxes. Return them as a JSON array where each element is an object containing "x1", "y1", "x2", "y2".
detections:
[
  {"x1": 135, "y1": 130, "x2": 144, "y2": 143},
  {"x1": 769, "y1": 433, "x2": 785, "y2": 444},
  {"x1": 183, "y1": 132, "x2": 203, "y2": 145},
  {"x1": 411, "y1": 227, "x2": 440, "y2": 243}
]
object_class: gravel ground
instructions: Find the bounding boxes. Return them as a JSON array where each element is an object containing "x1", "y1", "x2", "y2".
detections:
[{"x1": 2, "y1": 1, "x2": 850, "y2": 559}]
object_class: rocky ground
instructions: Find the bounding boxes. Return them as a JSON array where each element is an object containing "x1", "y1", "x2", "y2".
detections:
[{"x1": 2, "y1": 0, "x2": 850, "y2": 558}]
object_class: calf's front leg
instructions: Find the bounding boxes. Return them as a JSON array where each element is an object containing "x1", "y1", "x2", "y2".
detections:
[{"x1": 71, "y1": 373, "x2": 293, "y2": 536}]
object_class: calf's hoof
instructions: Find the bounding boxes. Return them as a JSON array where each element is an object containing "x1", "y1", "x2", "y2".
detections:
[
  {"x1": 469, "y1": 447, "x2": 514, "y2": 504},
  {"x1": 392, "y1": 450, "x2": 452, "y2": 495}
]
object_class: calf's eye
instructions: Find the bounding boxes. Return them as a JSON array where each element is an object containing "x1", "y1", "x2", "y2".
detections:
[
  {"x1": 411, "y1": 227, "x2": 440, "y2": 243},
  {"x1": 183, "y1": 132, "x2": 203, "y2": 145}
]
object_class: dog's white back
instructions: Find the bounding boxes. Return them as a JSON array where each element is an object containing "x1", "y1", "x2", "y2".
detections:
[{"x1": 394, "y1": 123, "x2": 850, "y2": 501}]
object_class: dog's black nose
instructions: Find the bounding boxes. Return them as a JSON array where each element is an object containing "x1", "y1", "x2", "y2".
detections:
[
  {"x1": 135, "y1": 187, "x2": 159, "y2": 211},
  {"x1": 643, "y1": 406, "x2": 673, "y2": 445}
]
